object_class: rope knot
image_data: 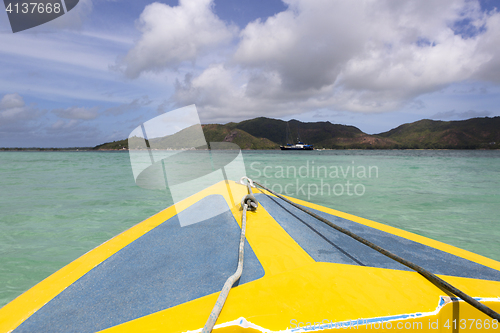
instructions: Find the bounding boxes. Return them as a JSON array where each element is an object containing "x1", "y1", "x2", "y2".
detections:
[{"x1": 242, "y1": 194, "x2": 258, "y2": 211}]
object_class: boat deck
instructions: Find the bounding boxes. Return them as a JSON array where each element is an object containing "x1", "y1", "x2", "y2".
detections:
[{"x1": 1, "y1": 181, "x2": 499, "y2": 332}]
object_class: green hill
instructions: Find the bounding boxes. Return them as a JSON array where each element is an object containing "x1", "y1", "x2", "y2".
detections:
[
  {"x1": 232, "y1": 117, "x2": 363, "y2": 144},
  {"x1": 377, "y1": 117, "x2": 500, "y2": 149},
  {"x1": 94, "y1": 139, "x2": 128, "y2": 150},
  {"x1": 94, "y1": 123, "x2": 279, "y2": 150},
  {"x1": 228, "y1": 117, "x2": 398, "y2": 149},
  {"x1": 93, "y1": 116, "x2": 500, "y2": 150},
  {"x1": 202, "y1": 124, "x2": 279, "y2": 149},
  {"x1": 149, "y1": 125, "x2": 208, "y2": 149}
]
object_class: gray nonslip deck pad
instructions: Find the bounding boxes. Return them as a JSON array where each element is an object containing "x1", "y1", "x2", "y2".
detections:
[
  {"x1": 13, "y1": 195, "x2": 264, "y2": 333},
  {"x1": 256, "y1": 193, "x2": 500, "y2": 282}
]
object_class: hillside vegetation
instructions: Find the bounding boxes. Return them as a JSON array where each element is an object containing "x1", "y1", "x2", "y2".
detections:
[
  {"x1": 377, "y1": 117, "x2": 500, "y2": 149},
  {"x1": 94, "y1": 116, "x2": 500, "y2": 150}
]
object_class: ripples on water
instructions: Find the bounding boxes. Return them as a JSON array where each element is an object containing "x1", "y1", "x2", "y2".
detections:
[{"x1": 0, "y1": 150, "x2": 499, "y2": 307}]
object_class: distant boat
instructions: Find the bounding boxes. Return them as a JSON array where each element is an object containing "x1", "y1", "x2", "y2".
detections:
[
  {"x1": 280, "y1": 122, "x2": 314, "y2": 150},
  {"x1": 280, "y1": 142, "x2": 314, "y2": 150}
]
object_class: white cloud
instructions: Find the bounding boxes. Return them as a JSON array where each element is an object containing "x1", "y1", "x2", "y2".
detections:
[
  {"x1": 0, "y1": 93, "x2": 106, "y2": 147},
  {"x1": 474, "y1": 11, "x2": 500, "y2": 83},
  {"x1": 172, "y1": 64, "x2": 311, "y2": 122},
  {"x1": 157, "y1": 100, "x2": 172, "y2": 114},
  {"x1": 45, "y1": 119, "x2": 102, "y2": 146},
  {"x1": 0, "y1": 11, "x2": 138, "y2": 105},
  {"x1": 51, "y1": 119, "x2": 80, "y2": 129},
  {"x1": 0, "y1": 32, "x2": 115, "y2": 72},
  {"x1": 167, "y1": 0, "x2": 500, "y2": 120},
  {"x1": 52, "y1": 106, "x2": 100, "y2": 120},
  {"x1": 42, "y1": 0, "x2": 93, "y2": 31},
  {"x1": 0, "y1": 94, "x2": 101, "y2": 146},
  {"x1": 0, "y1": 93, "x2": 43, "y2": 126},
  {"x1": 104, "y1": 95, "x2": 152, "y2": 116},
  {"x1": 120, "y1": 0, "x2": 237, "y2": 78},
  {"x1": 0, "y1": 93, "x2": 24, "y2": 110},
  {"x1": 431, "y1": 109, "x2": 491, "y2": 119}
]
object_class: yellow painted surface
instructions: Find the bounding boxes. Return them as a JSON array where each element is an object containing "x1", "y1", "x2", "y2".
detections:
[
  {"x1": 99, "y1": 262, "x2": 500, "y2": 332},
  {"x1": 211, "y1": 299, "x2": 500, "y2": 333},
  {"x1": 267, "y1": 189, "x2": 500, "y2": 273},
  {"x1": 0, "y1": 204, "x2": 177, "y2": 333},
  {"x1": 0, "y1": 181, "x2": 233, "y2": 333},
  {"x1": 1, "y1": 180, "x2": 499, "y2": 333}
]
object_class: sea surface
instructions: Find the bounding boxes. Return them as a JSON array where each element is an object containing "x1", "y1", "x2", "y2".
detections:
[{"x1": 0, "y1": 150, "x2": 499, "y2": 307}]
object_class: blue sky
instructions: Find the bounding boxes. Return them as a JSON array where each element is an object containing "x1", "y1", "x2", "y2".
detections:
[{"x1": 0, "y1": 0, "x2": 499, "y2": 147}]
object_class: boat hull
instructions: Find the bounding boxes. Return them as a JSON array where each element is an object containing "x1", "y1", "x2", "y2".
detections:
[
  {"x1": 280, "y1": 146, "x2": 314, "y2": 150},
  {"x1": 1, "y1": 181, "x2": 499, "y2": 332}
]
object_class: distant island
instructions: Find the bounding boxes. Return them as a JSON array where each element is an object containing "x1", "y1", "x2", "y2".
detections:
[
  {"x1": 2, "y1": 116, "x2": 499, "y2": 150},
  {"x1": 94, "y1": 116, "x2": 500, "y2": 150}
]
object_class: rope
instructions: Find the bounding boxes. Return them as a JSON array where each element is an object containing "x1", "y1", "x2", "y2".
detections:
[
  {"x1": 202, "y1": 179, "x2": 258, "y2": 332},
  {"x1": 253, "y1": 180, "x2": 500, "y2": 321}
]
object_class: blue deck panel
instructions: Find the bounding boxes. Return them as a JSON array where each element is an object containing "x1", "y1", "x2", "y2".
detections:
[
  {"x1": 13, "y1": 195, "x2": 265, "y2": 333},
  {"x1": 256, "y1": 193, "x2": 500, "y2": 282},
  {"x1": 13, "y1": 193, "x2": 500, "y2": 333}
]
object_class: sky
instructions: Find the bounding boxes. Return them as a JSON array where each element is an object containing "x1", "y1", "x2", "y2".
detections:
[{"x1": 0, "y1": 0, "x2": 499, "y2": 147}]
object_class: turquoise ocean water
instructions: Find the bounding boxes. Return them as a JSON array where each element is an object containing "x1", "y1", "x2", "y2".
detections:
[{"x1": 0, "y1": 150, "x2": 499, "y2": 307}]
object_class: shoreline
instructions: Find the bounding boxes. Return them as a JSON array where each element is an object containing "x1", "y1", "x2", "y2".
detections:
[{"x1": 1, "y1": 148, "x2": 499, "y2": 151}]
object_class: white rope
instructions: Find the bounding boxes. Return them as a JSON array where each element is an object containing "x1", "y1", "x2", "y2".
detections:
[
  {"x1": 239, "y1": 176, "x2": 255, "y2": 188},
  {"x1": 202, "y1": 178, "x2": 257, "y2": 332}
]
